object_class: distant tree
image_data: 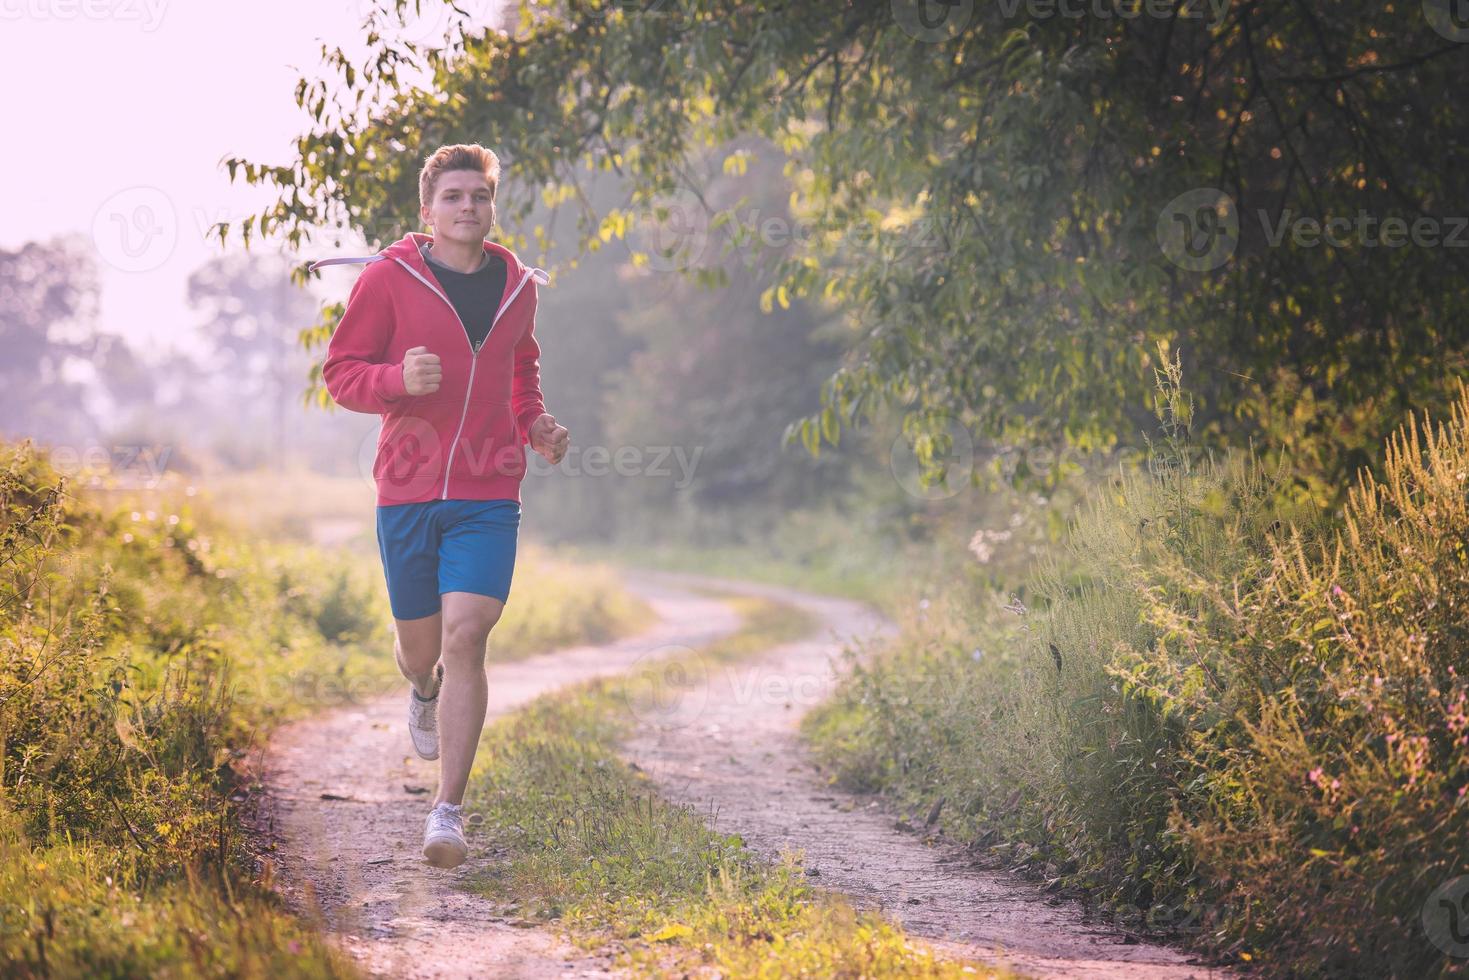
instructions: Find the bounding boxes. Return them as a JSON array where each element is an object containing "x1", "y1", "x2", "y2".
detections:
[
  {"x1": 0, "y1": 236, "x2": 105, "y2": 447},
  {"x1": 598, "y1": 141, "x2": 852, "y2": 520},
  {"x1": 186, "y1": 251, "x2": 321, "y2": 467}
]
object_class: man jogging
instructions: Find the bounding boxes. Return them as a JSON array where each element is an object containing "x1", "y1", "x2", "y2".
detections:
[{"x1": 311, "y1": 143, "x2": 569, "y2": 869}]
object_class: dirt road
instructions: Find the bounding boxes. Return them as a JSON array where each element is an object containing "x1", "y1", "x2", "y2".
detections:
[
  {"x1": 619, "y1": 571, "x2": 1216, "y2": 979},
  {"x1": 251, "y1": 569, "x2": 1218, "y2": 978},
  {"x1": 249, "y1": 578, "x2": 740, "y2": 978}
]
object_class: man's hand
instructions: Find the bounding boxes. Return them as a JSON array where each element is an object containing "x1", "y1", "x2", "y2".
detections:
[
  {"x1": 528, "y1": 413, "x2": 569, "y2": 464},
  {"x1": 402, "y1": 346, "x2": 441, "y2": 395}
]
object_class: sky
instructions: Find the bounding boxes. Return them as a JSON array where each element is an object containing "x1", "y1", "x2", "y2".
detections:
[{"x1": 0, "y1": 0, "x2": 506, "y2": 359}]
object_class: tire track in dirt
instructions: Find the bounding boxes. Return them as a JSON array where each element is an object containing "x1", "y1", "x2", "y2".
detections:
[
  {"x1": 617, "y1": 569, "x2": 1224, "y2": 979},
  {"x1": 247, "y1": 579, "x2": 742, "y2": 980}
]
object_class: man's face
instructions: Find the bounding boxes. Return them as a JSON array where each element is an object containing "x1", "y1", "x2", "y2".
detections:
[{"x1": 422, "y1": 169, "x2": 496, "y2": 245}]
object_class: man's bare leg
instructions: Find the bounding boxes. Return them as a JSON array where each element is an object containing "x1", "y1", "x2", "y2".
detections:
[
  {"x1": 433, "y1": 590, "x2": 503, "y2": 807},
  {"x1": 394, "y1": 610, "x2": 443, "y2": 698}
]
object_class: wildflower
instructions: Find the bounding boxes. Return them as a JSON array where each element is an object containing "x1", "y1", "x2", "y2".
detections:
[
  {"x1": 971, "y1": 648, "x2": 984, "y2": 662},
  {"x1": 1331, "y1": 584, "x2": 1344, "y2": 597},
  {"x1": 1308, "y1": 767, "x2": 1324, "y2": 785},
  {"x1": 288, "y1": 940, "x2": 301, "y2": 955}
]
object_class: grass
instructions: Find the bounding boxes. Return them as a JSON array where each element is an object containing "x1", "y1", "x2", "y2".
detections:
[
  {"x1": 0, "y1": 439, "x2": 655, "y2": 977},
  {"x1": 490, "y1": 543, "x2": 654, "y2": 659},
  {"x1": 800, "y1": 353, "x2": 1469, "y2": 977},
  {"x1": 1, "y1": 440, "x2": 384, "y2": 977},
  {"x1": 560, "y1": 538, "x2": 893, "y2": 608},
  {"x1": 455, "y1": 591, "x2": 1010, "y2": 978},
  {"x1": 84, "y1": 466, "x2": 654, "y2": 667}
]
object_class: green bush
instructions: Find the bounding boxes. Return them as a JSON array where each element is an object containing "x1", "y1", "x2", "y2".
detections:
[
  {"x1": 805, "y1": 353, "x2": 1469, "y2": 976},
  {"x1": 0, "y1": 438, "x2": 383, "y2": 975}
]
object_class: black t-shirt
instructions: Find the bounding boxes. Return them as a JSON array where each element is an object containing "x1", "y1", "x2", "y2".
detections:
[{"x1": 420, "y1": 243, "x2": 507, "y2": 351}]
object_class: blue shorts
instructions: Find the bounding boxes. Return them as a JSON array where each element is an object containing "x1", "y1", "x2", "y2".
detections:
[{"x1": 375, "y1": 498, "x2": 521, "y2": 620}]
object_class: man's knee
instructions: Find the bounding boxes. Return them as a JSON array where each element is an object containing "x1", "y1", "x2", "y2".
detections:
[
  {"x1": 395, "y1": 615, "x2": 442, "y2": 666},
  {"x1": 441, "y1": 596, "x2": 503, "y2": 662}
]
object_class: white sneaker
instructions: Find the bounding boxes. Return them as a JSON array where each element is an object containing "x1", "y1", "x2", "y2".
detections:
[
  {"x1": 422, "y1": 801, "x2": 468, "y2": 868},
  {"x1": 408, "y1": 661, "x2": 444, "y2": 761}
]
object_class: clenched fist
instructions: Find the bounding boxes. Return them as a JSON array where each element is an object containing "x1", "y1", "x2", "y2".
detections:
[
  {"x1": 402, "y1": 346, "x2": 441, "y2": 396},
  {"x1": 529, "y1": 413, "x2": 570, "y2": 465}
]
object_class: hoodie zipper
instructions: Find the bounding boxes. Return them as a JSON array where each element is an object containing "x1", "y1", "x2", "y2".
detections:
[{"x1": 390, "y1": 257, "x2": 545, "y2": 499}]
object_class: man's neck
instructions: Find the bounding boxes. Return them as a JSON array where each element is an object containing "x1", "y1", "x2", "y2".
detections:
[{"x1": 426, "y1": 237, "x2": 487, "y2": 274}]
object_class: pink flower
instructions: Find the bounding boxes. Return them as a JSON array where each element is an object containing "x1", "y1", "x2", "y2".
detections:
[{"x1": 1308, "y1": 767, "x2": 1324, "y2": 785}]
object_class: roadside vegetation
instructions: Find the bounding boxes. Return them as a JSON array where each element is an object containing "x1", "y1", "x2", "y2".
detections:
[
  {"x1": 804, "y1": 357, "x2": 1469, "y2": 977},
  {"x1": 0, "y1": 440, "x2": 649, "y2": 976}
]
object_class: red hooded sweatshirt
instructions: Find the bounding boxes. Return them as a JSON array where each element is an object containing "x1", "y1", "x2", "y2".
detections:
[{"x1": 311, "y1": 232, "x2": 551, "y2": 507}]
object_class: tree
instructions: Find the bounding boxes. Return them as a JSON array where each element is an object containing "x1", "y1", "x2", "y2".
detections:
[
  {"x1": 224, "y1": 0, "x2": 1469, "y2": 509},
  {"x1": 0, "y1": 236, "x2": 106, "y2": 447},
  {"x1": 186, "y1": 251, "x2": 322, "y2": 468}
]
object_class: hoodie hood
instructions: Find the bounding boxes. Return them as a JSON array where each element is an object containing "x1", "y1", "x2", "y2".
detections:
[{"x1": 309, "y1": 232, "x2": 547, "y2": 287}]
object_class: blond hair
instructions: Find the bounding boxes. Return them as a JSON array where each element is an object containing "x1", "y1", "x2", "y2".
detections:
[{"x1": 418, "y1": 143, "x2": 501, "y2": 210}]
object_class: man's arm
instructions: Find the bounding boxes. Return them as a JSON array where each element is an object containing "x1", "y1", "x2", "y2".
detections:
[
  {"x1": 321, "y1": 269, "x2": 410, "y2": 414},
  {"x1": 512, "y1": 288, "x2": 548, "y2": 446}
]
